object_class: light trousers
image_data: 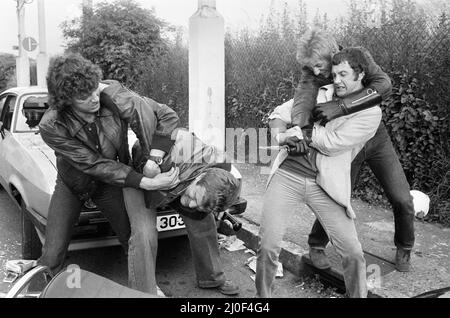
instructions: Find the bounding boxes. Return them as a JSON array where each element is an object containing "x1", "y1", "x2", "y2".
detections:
[{"x1": 256, "y1": 168, "x2": 367, "y2": 298}]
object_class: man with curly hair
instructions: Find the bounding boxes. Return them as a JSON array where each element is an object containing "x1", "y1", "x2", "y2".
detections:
[
  {"x1": 38, "y1": 53, "x2": 180, "y2": 295},
  {"x1": 38, "y1": 53, "x2": 242, "y2": 296}
]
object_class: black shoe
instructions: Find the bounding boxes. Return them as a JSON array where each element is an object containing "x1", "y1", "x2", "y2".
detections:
[
  {"x1": 395, "y1": 249, "x2": 411, "y2": 272},
  {"x1": 309, "y1": 248, "x2": 331, "y2": 270}
]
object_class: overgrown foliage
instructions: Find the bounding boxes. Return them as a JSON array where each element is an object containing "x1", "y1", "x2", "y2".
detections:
[
  {"x1": 60, "y1": 0, "x2": 189, "y2": 126},
  {"x1": 137, "y1": 27, "x2": 189, "y2": 126},
  {"x1": 329, "y1": 0, "x2": 450, "y2": 225},
  {"x1": 61, "y1": 0, "x2": 168, "y2": 89},
  {"x1": 225, "y1": 1, "x2": 307, "y2": 129},
  {"x1": 0, "y1": 54, "x2": 18, "y2": 92},
  {"x1": 0, "y1": 53, "x2": 37, "y2": 91},
  {"x1": 53, "y1": 0, "x2": 449, "y2": 226},
  {"x1": 225, "y1": 0, "x2": 449, "y2": 225}
]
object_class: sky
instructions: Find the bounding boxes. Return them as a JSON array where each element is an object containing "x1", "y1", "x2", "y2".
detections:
[
  {"x1": 0, "y1": 0, "x2": 443, "y2": 58},
  {"x1": 0, "y1": 0, "x2": 353, "y2": 58}
]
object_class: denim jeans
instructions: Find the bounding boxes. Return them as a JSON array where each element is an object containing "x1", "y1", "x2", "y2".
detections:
[
  {"x1": 123, "y1": 188, "x2": 159, "y2": 294},
  {"x1": 256, "y1": 169, "x2": 367, "y2": 298},
  {"x1": 38, "y1": 176, "x2": 130, "y2": 274},
  {"x1": 308, "y1": 123, "x2": 415, "y2": 251},
  {"x1": 123, "y1": 188, "x2": 227, "y2": 290},
  {"x1": 182, "y1": 210, "x2": 227, "y2": 288}
]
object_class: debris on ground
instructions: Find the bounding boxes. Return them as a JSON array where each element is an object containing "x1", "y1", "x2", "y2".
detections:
[
  {"x1": 217, "y1": 234, "x2": 227, "y2": 245},
  {"x1": 218, "y1": 235, "x2": 247, "y2": 252},
  {"x1": 245, "y1": 249, "x2": 256, "y2": 256},
  {"x1": 294, "y1": 275, "x2": 343, "y2": 298},
  {"x1": 245, "y1": 256, "x2": 283, "y2": 278}
]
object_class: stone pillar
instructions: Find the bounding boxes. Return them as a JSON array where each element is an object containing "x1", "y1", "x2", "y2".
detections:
[
  {"x1": 16, "y1": 1, "x2": 30, "y2": 87},
  {"x1": 189, "y1": 0, "x2": 225, "y2": 151},
  {"x1": 36, "y1": 0, "x2": 49, "y2": 88}
]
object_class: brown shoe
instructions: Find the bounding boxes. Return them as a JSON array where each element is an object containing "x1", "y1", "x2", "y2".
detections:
[
  {"x1": 309, "y1": 248, "x2": 331, "y2": 270},
  {"x1": 395, "y1": 249, "x2": 411, "y2": 272}
]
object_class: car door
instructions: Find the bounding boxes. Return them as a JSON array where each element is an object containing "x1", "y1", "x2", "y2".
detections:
[{"x1": 0, "y1": 93, "x2": 17, "y2": 189}]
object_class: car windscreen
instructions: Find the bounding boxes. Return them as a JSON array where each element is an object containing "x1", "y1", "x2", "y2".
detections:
[{"x1": 15, "y1": 94, "x2": 49, "y2": 132}]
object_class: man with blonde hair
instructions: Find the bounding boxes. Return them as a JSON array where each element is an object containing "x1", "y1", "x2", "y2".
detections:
[
  {"x1": 278, "y1": 28, "x2": 415, "y2": 272},
  {"x1": 257, "y1": 48, "x2": 382, "y2": 298}
]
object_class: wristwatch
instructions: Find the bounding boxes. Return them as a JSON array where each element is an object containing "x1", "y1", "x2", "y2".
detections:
[{"x1": 149, "y1": 156, "x2": 163, "y2": 165}]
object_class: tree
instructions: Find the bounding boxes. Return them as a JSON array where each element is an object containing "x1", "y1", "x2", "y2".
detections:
[
  {"x1": 0, "y1": 53, "x2": 17, "y2": 91},
  {"x1": 61, "y1": 0, "x2": 168, "y2": 89}
]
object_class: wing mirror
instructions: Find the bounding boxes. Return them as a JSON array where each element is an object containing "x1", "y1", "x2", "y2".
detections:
[{"x1": 0, "y1": 121, "x2": 4, "y2": 139}]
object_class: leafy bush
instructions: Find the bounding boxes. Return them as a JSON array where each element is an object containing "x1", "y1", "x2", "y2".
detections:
[
  {"x1": 60, "y1": 0, "x2": 448, "y2": 225},
  {"x1": 0, "y1": 53, "x2": 37, "y2": 91},
  {"x1": 136, "y1": 28, "x2": 189, "y2": 127},
  {"x1": 331, "y1": 0, "x2": 450, "y2": 225},
  {"x1": 0, "y1": 53, "x2": 18, "y2": 92},
  {"x1": 225, "y1": 3, "x2": 305, "y2": 129},
  {"x1": 62, "y1": 0, "x2": 168, "y2": 89}
]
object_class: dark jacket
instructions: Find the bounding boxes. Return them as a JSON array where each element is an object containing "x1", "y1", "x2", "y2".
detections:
[
  {"x1": 291, "y1": 46, "x2": 392, "y2": 128},
  {"x1": 132, "y1": 129, "x2": 233, "y2": 212},
  {"x1": 39, "y1": 80, "x2": 179, "y2": 198}
]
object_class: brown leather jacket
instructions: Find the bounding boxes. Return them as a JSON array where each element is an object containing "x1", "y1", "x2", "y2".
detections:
[{"x1": 39, "y1": 80, "x2": 179, "y2": 198}]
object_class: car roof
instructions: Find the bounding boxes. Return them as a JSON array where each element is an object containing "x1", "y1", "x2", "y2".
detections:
[{"x1": 2, "y1": 86, "x2": 48, "y2": 95}]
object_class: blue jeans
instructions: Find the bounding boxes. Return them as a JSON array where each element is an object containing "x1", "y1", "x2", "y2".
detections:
[
  {"x1": 38, "y1": 176, "x2": 131, "y2": 274},
  {"x1": 308, "y1": 123, "x2": 415, "y2": 251},
  {"x1": 256, "y1": 169, "x2": 367, "y2": 298},
  {"x1": 123, "y1": 189, "x2": 227, "y2": 290}
]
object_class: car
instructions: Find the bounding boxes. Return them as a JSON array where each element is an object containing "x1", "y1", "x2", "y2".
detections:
[{"x1": 0, "y1": 86, "x2": 246, "y2": 260}]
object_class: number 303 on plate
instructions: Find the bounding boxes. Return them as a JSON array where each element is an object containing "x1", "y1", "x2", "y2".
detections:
[{"x1": 157, "y1": 214, "x2": 185, "y2": 232}]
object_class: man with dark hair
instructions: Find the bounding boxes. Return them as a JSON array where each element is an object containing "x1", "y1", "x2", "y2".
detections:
[
  {"x1": 39, "y1": 53, "x2": 242, "y2": 297},
  {"x1": 38, "y1": 53, "x2": 181, "y2": 295},
  {"x1": 257, "y1": 47, "x2": 382, "y2": 298},
  {"x1": 274, "y1": 28, "x2": 415, "y2": 272}
]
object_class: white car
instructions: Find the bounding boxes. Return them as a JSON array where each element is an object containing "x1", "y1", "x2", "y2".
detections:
[
  {"x1": 0, "y1": 87, "x2": 247, "y2": 260},
  {"x1": 0, "y1": 87, "x2": 190, "y2": 259}
]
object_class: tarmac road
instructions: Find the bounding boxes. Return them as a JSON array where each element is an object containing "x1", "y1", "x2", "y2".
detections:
[{"x1": 0, "y1": 188, "x2": 340, "y2": 298}]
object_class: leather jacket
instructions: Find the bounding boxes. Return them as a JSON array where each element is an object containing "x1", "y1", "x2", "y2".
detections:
[
  {"x1": 291, "y1": 46, "x2": 392, "y2": 128},
  {"x1": 39, "y1": 80, "x2": 179, "y2": 199},
  {"x1": 132, "y1": 129, "x2": 233, "y2": 210}
]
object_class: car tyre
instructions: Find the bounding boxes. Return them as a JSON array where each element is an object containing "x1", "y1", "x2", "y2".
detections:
[{"x1": 20, "y1": 199, "x2": 42, "y2": 260}]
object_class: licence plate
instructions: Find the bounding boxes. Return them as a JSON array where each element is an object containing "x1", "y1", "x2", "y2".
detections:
[{"x1": 157, "y1": 214, "x2": 185, "y2": 232}]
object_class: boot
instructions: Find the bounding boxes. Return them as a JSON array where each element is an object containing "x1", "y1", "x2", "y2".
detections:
[
  {"x1": 309, "y1": 248, "x2": 331, "y2": 270},
  {"x1": 395, "y1": 248, "x2": 411, "y2": 272}
]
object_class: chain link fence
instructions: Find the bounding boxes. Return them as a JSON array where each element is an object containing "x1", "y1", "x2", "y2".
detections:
[
  {"x1": 223, "y1": 3, "x2": 450, "y2": 224},
  {"x1": 225, "y1": 9, "x2": 449, "y2": 124}
]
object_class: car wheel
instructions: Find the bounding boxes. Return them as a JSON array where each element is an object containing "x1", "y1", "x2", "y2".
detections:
[{"x1": 20, "y1": 200, "x2": 42, "y2": 260}]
